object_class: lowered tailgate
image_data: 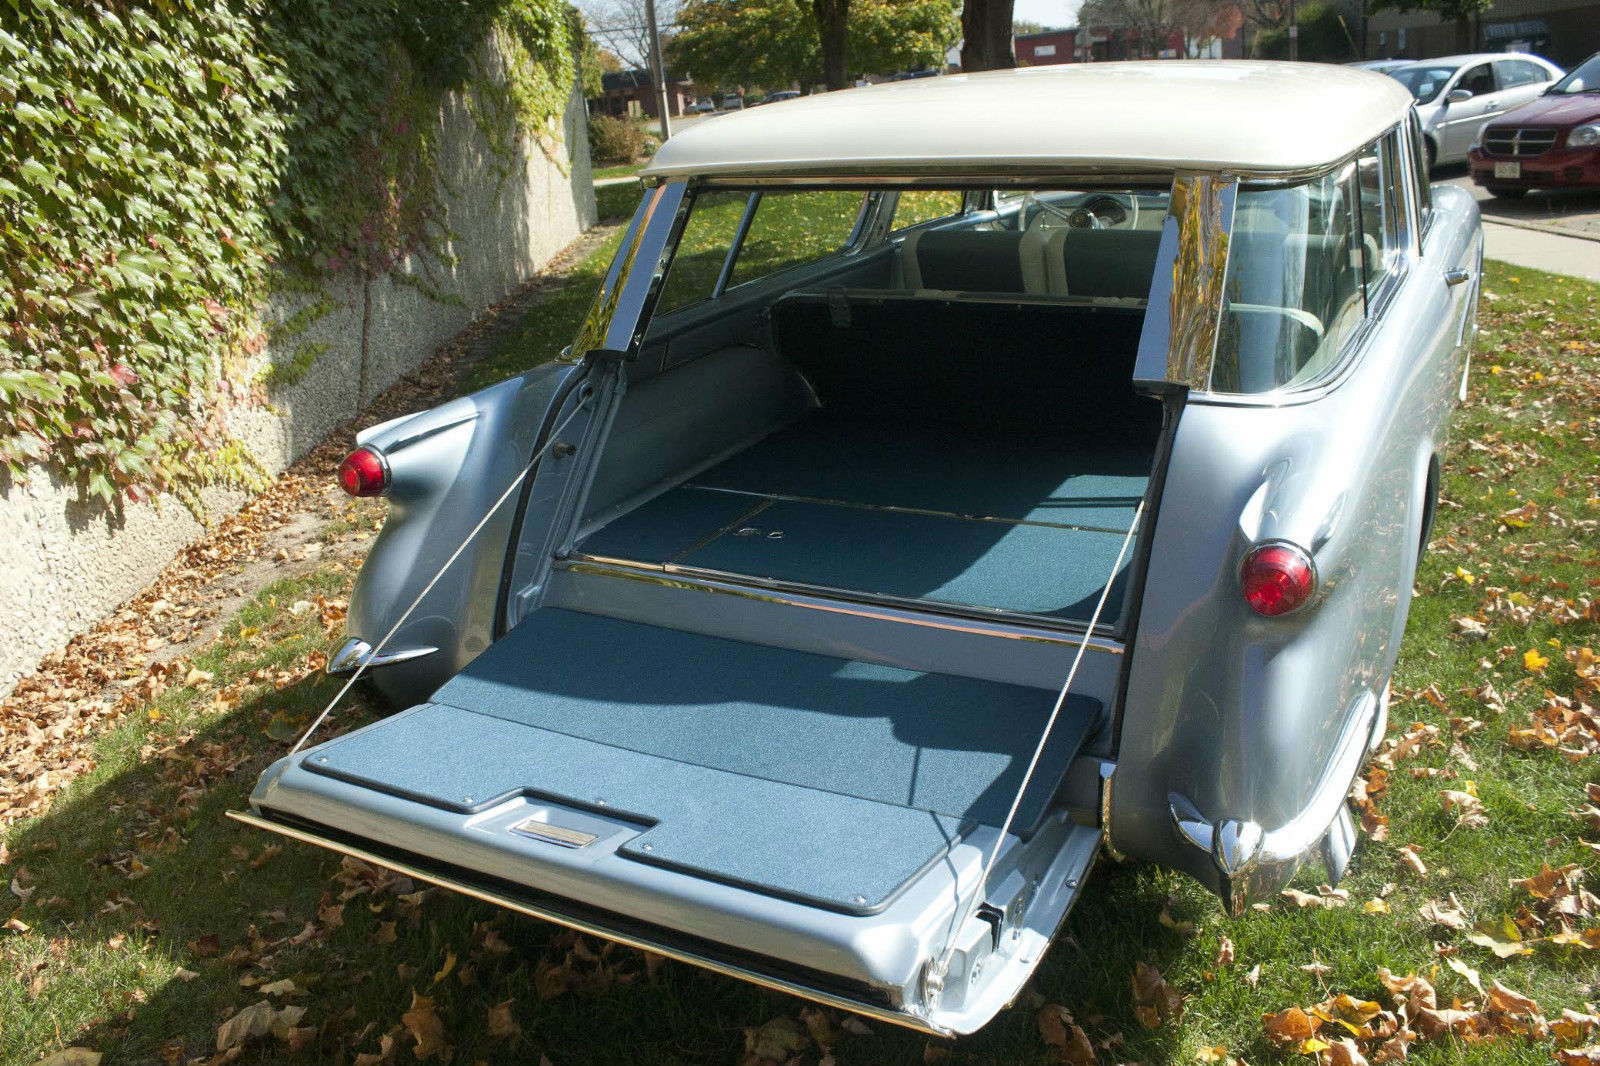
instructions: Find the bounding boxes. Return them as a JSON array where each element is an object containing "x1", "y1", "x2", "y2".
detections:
[{"x1": 240, "y1": 608, "x2": 1105, "y2": 1032}]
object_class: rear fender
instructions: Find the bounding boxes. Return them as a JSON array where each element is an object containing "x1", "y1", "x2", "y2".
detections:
[{"x1": 344, "y1": 361, "x2": 586, "y2": 704}]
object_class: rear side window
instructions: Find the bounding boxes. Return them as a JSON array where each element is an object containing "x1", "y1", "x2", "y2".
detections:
[
  {"x1": 1212, "y1": 166, "x2": 1366, "y2": 392},
  {"x1": 1497, "y1": 59, "x2": 1544, "y2": 88},
  {"x1": 727, "y1": 190, "x2": 867, "y2": 288},
  {"x1": 1211, "y1": 132, "x2": 1409, "y2": 393},
  {"x1": 655, "y1": 191, "x2": 750, "y2": 315}
]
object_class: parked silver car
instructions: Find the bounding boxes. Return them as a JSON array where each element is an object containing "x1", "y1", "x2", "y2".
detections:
[
  {"x1": 1388, "y1": 51, "x2": 1563, "y2": 167},
  {"x1": 237, "y1": 61, "x2": 1483, "y2": 1035}
]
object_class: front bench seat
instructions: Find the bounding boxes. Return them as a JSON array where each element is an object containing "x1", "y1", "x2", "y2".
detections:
[
  {"x1": 901, "y1": 229, "x2": 1034, "y2": 293},
  {"x1": 1044, "y1": 228, "x2": 1162, "y2": 299}
]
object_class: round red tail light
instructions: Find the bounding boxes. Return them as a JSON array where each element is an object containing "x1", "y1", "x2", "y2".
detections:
[
  {"x1": 338, "y1": 447, "x2": 389, "y2": 497},
  {"x1": 1240, "y1": 543, "x2": 1316, "y2": 617}
]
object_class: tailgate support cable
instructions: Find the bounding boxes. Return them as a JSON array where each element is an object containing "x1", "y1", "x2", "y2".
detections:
[
  {"x1": 926, "y1": 498, "x2": 1145, "y2": 1004},
  {"x1": 289, "y1": 396, "x2": 593, "y2": 756}
]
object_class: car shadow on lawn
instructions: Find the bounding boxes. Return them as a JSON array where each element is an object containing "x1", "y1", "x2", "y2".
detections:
[{"x1": 9, "y1": 669, "x2": 1192, "y2": 1066}]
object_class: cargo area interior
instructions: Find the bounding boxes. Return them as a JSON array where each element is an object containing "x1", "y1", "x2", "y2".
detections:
[
  {"x1": 301, "y1": 212, "x2": 1170, "y2": 919},
  {"x1": 575, "y1": 292, "x2": 1163, "y2": 624}
]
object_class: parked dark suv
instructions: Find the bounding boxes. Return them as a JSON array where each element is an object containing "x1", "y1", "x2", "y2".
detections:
[{"x1": 1469, "y1": 51, "x2": 1600, "y2": 197}]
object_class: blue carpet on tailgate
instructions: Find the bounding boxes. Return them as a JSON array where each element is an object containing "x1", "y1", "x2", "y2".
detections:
[
  {"x1": 310, "y1": 610, "x2": 1098, "y2": 912},
  {"x1": 310, "y1": 703, "x2": 968, "y2": 913}
]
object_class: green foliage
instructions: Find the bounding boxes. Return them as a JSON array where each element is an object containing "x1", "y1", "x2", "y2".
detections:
[
  {"x1": 0, "y1": 0, "x2": 585, "y2": 509},
  {"x1": 1252, "y1": 0, "x2": 1356, "y2": 59},
  {"x1": 672, "y1": 0, "x2": 957, "y2": 93},
  {"x1": 1364, "y1": 0, "x2": 1491, "y2": 26},
  {"x1": 588, "y1": 115, "x2": 649, "y2": 165}
]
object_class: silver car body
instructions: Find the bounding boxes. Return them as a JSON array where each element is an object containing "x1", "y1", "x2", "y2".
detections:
[
  {"x1": 237, "y1": 63, "x2": 1482, "y2": 1034},
  {"x1": 1391, "y1": 52, "x2": 1564, "y2": 165}
]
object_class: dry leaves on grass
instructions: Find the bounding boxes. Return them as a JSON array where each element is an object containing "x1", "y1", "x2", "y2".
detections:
[
  {"x1": 1132, "y1": 960, "x2": 1185, "y2": 1028},
  {"x1": 215, "y1": 999, "x2": 308, "y2": 1053},
  {"x1": 1262, "y1": 966, "x2": 1593, "y2": 1064},
  {"x1": 742, "y1": 1016, "x2": 810, "y2": 1066},
  {"x1": 1037, "y1": 1004, "x2": 1097, "y2": 1065},
  {"x1": 1439, "y1": 789, "x2": 1488, "y2": 830},
  {"x1": 1281, "y1": 885, "x2": 1351, "y2": 909},
  {"x1": 1419, "y1": 894, "x2": 1471, "y2": 930}
]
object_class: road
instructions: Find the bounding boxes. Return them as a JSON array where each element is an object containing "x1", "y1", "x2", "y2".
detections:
[{"x1": 1439, "y1": 166, "x2": 1600, "y2": 282}]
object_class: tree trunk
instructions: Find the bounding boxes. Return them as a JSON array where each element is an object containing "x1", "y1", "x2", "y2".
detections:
[
  {"x1": 813, "y1": 0, "x2": 851, "y2": 90},
  {"x1": 960, "y1": 0, "x2": 1017, "y2": 71}
]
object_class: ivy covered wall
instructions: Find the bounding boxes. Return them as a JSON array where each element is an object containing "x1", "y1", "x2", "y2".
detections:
[
  {"x1": 0, "y1": 0, "x2": 597, "y2": 509},
  {"x1": 0, "y1": 0, "x2": 598, "y2": 692}
]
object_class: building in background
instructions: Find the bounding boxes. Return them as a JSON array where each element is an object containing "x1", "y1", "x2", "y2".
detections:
[
  {"x1": 1364, "y1": 0, "x2": 1598, "y2": 66},
  {"x1": 1012, "y1": 21, "x2": 1244, "y2": 65},
  {"x1": 590, "y1": 69, "x2": 696, "y2": 119}
]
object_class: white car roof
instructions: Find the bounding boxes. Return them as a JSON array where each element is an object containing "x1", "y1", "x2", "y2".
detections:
[{"x1": 641, "y1": 61, "x2": 1415, "y2": 181}]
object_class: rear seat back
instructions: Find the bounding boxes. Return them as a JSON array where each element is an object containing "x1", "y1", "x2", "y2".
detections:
[{"x1": 1044, "y1": 228, "x2": 1162, "y2": 299}]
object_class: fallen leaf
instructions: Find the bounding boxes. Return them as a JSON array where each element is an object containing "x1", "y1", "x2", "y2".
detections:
[
  {"x1": 1037, "y1": 1004, "x2": 1095, "y2": 1065},
  {"x1": 1216, "y1": 935, "x2": 1234, "y2": 967},
  {"x1": 1398, "y1": 845, "x2": 1427, "y2": 878},
  {"x1": 1440, "y1": 790, "x2": 1488, "y2": 830},
  {"x1": 215, "y1": 1000, "x2": 306, "y2": 1052},
  {"x1": 1370, "y1": 1028, "x2": 1416, "y2": 1062},
  {"x1": 486, "y1": 999, "x2": 520, "y2": 1040},
  {"x1": 400, "y1": 992, "x2": 451, "y2": 1061},
  {"x1": 1525, "y1": 649, "x2": 1550, "y2": 672},
  {"x1": 1262, "y1": 1006, "x2": 1319, "y2": 1045},
  {"x1": 1419, "y1": 895, "x2": 1469, "y2": 930},
  {"x1": 1243, "y1": 963, "x2": 1261, "y2": 988},
  {"x1": 1485, "y1": 979, "x2": 1541, "y2": 1017},
  {"x1": 1131, "y1": 960, "x2": 1184, "y2": 1027},
  {"x1": 800, "y1": 1007, "x2": 836, "y2": 1052},
  {"x1": 744, "y1": 1017, "x2": 809, "y2": 1061},
  {"x1": 1467, "y1": 914, "x2": 1535, "y2": 958},
  {"x1": 1363, "y1": 898, "x2": 1392, "y2": 915},
  {"x1": 1326, "y1": 1036, "x2": 1370, "y2": 1066},
  {"x1": 32, "y1": 1052, "x2": 102, "y2": 1066},
  {"x1": 1443, "y1": 956, "x2": 1482, "y2": 993}
]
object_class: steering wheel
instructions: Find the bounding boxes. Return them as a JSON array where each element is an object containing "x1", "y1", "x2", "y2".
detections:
[{"x1": 1029, "y1": 193, "x2": 1135, "y2": 229}]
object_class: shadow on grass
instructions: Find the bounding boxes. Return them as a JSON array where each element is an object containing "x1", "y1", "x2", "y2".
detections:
[{"x1": 6, "y1": 668, "x2": 1192, "y2": 1065}]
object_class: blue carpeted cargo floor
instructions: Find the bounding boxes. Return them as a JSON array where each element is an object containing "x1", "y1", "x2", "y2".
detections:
[
  {"x1": 308, "y1": 609, "x2": 1099, "y2": 913},
  {"x1": 579, "y1": 412, "x2": 1148, "y2": 620}
]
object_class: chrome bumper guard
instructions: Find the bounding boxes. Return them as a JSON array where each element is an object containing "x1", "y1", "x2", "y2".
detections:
[
  {"x1": 326, "y1": 637, "x2": 438, "y2": 676},
  {"x1": 1168, "y1": 690, "x2": 1378, "y2": 916}
]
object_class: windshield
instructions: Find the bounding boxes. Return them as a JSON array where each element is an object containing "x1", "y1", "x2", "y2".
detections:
[
  {"x1": 1387, "y1": 64, "x2": 1459, "y2": 103},
  {"x1": 1547, "y1": 53, "x2": 1600, "y2": 93}
]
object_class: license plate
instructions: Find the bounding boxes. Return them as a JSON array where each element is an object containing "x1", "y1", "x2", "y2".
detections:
[{"x1": 1494, "y1": 162, "x2": 1521, "y2": 179}]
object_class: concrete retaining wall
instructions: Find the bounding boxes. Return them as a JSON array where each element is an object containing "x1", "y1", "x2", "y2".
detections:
[{"x1": 0, "y1": 52, "x2": 597, "y2": 694}]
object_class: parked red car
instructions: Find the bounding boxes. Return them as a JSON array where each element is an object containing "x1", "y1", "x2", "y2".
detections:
[{"x1": 1469, "y1": 51, "x2": 1600, "y2": 197}]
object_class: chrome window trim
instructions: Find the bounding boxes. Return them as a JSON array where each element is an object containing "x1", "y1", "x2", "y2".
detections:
[
  {"x1": 1132, "y1": 171, "x2": 1237, "y2": 394},
  {"x1": 570, "y1": 181, "x2": 691, "y2": 360},
  {"x1": 710, "y1": 192, "x2": 763, "y2": 299}
]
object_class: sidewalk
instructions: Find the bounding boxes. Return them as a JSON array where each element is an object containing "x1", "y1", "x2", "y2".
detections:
[{"x1": 1483, "y1": 222, "x2": 1600, "y2": 283}]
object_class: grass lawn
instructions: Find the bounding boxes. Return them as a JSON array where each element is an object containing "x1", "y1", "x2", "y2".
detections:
[
  {"x1": 3, "y1": 224, "x2": 1597, "y2": 1065},
  {"x1": 592, "y1": 163, "x2": 645, "y2": 181}
]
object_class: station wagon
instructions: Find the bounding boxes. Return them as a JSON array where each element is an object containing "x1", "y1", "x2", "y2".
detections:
[{"x1": 236, "y1": 61, "x2": 1484, "y2": 1034}]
